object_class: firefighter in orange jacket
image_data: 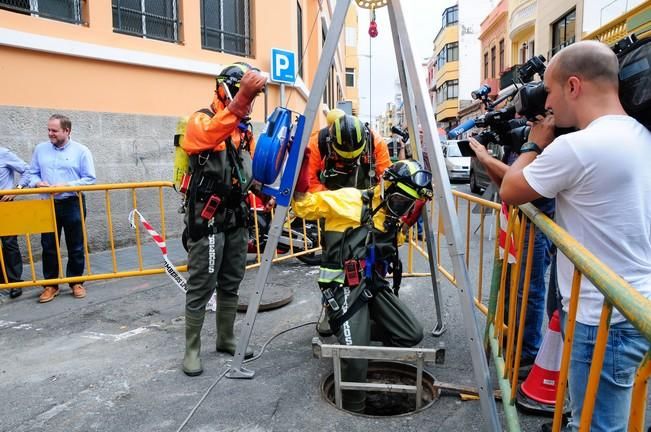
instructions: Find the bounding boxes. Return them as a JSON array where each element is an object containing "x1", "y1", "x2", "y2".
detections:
[
  {"x1": 181, "y1": 62, "x2": 266, "y2": 377},
  {"x1": 304, "y1": 114, "x2": 391, "y2": 193}
]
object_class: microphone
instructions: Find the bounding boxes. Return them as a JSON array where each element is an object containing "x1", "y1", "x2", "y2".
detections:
[{"x1": 448, "y1": 118, "x2": 476, "y2": 139}]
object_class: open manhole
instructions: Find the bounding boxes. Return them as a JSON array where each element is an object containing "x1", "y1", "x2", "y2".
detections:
[{"x1": 321, "y1": 361, "x2": 439, "y2": 417}]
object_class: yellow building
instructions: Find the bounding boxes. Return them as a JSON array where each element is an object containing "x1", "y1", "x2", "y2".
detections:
[
  {"x1": 508, "y1": 0, "x2": 536, "y2": 65},
  {"x1": 0, "y1": 0, "x2": 353, "y2": 183},
  {"x1": 584, "y1": 0, "x2": 651, "y2": 44},
  {"x1": 432, "y1": 4, "x2": 460, "y2": 129},
  {"x1": 344, "y1": 6, "x2": 360, "y2": 116}
]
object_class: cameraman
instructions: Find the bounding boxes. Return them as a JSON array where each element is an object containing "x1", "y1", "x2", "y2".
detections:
[
  {"x1": 501, "y1": 41, "x2": 651, "y2": 432},
  {"x1": 469, "y1": 129, "x2": 554, "y2": 370}
]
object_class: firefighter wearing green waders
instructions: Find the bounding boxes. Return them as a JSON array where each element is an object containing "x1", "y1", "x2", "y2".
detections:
[
  {"x1": 292, "y1": 160, "x2": 432, "y2": 413},
  {"x1": 180, "y1": 62, "x2": 266, "y2": 377}
]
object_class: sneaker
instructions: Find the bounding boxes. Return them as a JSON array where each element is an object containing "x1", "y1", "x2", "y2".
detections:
[
  {"x1": 39, "y1": 286, "x2": 59, "y2": 303},
  {"x1": 70, "y1": 284, "x2": 86, "y2": 299}
]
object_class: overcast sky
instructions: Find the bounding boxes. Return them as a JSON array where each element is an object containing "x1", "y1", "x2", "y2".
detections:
[{"x1": 356, "y1": 1, "x2": 454, "y2": 124}]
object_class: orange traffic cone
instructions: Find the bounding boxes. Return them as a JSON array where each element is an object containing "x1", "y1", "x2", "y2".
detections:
[{"x1": 516, "y1": 310, "x2": 568, "y2": 415}]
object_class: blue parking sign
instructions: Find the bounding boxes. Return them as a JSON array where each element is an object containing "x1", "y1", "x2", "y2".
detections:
[{"x1": 270, "y1": 48, "x2": 296, "y2": 84}]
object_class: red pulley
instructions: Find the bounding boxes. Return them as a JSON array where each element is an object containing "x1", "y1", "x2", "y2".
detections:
[{"x1": 368, "y1": 20, "x2": 378, "y2": 38}]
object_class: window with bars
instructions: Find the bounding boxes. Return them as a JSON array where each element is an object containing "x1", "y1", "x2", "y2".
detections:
[
  {"x1": 484, "y1": 52, "x2": 489, "y2": 80},
  {"x1": 499, "y1": 39, "x2": 504, "y2": 73},
  {"x1": 0, "y1": 0, "x2": 82, "y2": 24},
  {"x1": 112, "y1": 0, "x2": 179, "y2": 43},
  {"x1": 201, "y1": 0, "x2": 251, "y2": 56},
  {"x1": 491, "y1": 46, "x2": 496, "y2": 78}
]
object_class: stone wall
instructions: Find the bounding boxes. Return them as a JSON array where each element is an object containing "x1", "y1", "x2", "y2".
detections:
[{"x1": 0, "y1": 106, "x2": 261, "y2": 260}]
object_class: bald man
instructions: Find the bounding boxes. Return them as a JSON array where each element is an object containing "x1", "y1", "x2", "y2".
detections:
[{"x1": 501, "y1": 41, "x2": 651, "y2": 432}]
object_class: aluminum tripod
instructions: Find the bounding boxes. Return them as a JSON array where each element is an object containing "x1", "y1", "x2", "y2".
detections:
[{"x1": 226, "y1": 1, "x2": 501, "y2": 429}]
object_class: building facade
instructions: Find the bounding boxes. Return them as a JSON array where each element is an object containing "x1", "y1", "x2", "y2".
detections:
[
  {"x1": 479, "y1": 0, "x2": 510, "y2": 97},
  {"x1": 428, "y1": 1, "x2": 494, "y2": 132},
  {"x1": 0, "y1": 0, "x2": 354, "y2": 248},
  {"x1": 0, "y1": 0, "x2": 352, "y2": 183}
]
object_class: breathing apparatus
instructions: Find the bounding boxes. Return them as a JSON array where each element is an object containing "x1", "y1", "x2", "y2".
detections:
[{"x1": 373, "y1": 160, "x2": 433, "y2": 230}]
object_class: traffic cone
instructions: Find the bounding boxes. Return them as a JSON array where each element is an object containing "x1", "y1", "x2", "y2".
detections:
[{"x1": 516, "y1": 310, "x2": 568, "y2": 415}]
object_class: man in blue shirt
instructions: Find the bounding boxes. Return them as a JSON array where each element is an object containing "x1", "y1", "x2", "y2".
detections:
[
  {"x1": 28, "y1": 114, "x2": 96, "y2": 303},
  {"x1": 0, "y1": 147, "x2": 30, "y2": 299}
]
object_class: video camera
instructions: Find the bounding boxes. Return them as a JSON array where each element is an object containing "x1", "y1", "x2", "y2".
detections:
[
  {"x1": 448, "y1": 54, "x2": 550, "y2": 156},
  {"x1": 391, "y1": 125, "x2": 409, "y2": 142}
]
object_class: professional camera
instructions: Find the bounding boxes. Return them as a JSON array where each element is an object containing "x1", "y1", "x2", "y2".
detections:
[{"x1": 448, "y1": 54, "x2": 549, "y2": 155}]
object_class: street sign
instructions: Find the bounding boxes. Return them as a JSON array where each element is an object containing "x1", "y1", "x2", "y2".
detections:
[{"x1": 270, "y1": 48, "x2": 296, "y2": 84}]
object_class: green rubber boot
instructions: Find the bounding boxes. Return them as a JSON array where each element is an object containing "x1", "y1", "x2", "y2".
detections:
[
  {"x1": 182, "y1": 311, "x2": 204, "y2": 376},
  {"x1": 216, "y1": 291, "x2": 254, "y2": 358}
]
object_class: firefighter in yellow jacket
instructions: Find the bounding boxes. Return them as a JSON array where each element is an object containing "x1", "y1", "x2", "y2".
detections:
[
  {"x1": 181, "y1": 62, "x2": 266, "y2": 376},
  {"x1": 293, "y1": 160, "x2": 431, "y2": 413}
]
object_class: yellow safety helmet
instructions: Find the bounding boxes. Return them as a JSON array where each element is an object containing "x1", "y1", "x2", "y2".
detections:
[
  {"x1": 326, "y1": 109, "x2": 346, "y2": 126},
  {"x1": 329, "y1": 114, "x2": 368, "y2": 160}
]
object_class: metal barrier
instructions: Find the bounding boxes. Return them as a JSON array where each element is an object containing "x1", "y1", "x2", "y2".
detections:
[
  {"x1": 406, "y1": 191, "x2": 650, "y2": 431},
  {"x1": 0, "y1": 182, "x2": 323, "y2": 291}
]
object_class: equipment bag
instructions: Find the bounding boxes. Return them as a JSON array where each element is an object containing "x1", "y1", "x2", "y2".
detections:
[{"x1": 615, "y1": 35, "x2": 651, "y2": 131}]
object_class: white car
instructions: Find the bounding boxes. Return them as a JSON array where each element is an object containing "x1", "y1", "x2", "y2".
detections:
[{"x1": 443, "y1": 141, "x2": 470, "y2": 182}]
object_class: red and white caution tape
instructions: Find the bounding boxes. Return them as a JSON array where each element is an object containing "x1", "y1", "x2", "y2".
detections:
[
  {"x1": 129, "y1": 209, "x2": 187, "y2": 292},
  {"x1": 498, "y1": 202, "x2": 518, "y2": 264},
  {"x1": 128, "y1": 209, "x2": 217, "y2": 311}
]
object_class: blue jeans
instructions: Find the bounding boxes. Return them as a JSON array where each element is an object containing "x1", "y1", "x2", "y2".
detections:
[
  {"x1": 565, "y1": 319, "x2": 649, "y2": 432},
  {"x1": 506, "y1": 221, "x2": 552, "y2": 361},
  {"x1": 41, "y1": 196, "x2": 87, "y2": 285}
]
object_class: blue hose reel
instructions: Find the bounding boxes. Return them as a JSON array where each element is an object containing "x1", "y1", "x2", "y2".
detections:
[{"x1": 252, "y1": 107, "x2": 305, "y2": 207}]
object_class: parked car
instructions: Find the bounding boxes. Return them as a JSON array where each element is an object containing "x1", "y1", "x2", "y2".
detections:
[
  {"x1": 443, "y1": 141, "x2": 470, "y2": 183},
  {"x1": 469, "y1": 143, "x2": 504, "y2": 193}
]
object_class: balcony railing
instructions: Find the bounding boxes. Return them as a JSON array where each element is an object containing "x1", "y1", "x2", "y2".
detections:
[{"x1": 499, "y1": 65, "x2": 521, "y2": 90}]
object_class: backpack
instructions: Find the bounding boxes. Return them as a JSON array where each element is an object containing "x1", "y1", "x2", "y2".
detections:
[{"x1": 615, "y1": 35, "x2": 651, "y2": 131}]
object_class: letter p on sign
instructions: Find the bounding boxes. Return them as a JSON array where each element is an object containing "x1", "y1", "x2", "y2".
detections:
[{"x1": 270, "y1": 48, "x2": 296, "y2": 85}]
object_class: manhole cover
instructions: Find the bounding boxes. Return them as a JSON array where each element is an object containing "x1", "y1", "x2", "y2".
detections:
[
  {"x1": 237, "y1": 282, "x2": 293, "y2": 312},
  {"x1": 321, "y1": 361, "x2": 439, "y2": 417}
]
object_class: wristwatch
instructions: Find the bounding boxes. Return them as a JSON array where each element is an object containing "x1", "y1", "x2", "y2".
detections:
[{"x1": 520, "y1": 142, "x2": 543, "y2": 155}]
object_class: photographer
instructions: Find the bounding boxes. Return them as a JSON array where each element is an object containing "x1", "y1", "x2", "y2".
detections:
[
  {"x1": 501, "y1": 41, "x2": 651, "y2": 432},
  {"x1": 469, "y1": 127, "x2": 554, "y2": 371}
]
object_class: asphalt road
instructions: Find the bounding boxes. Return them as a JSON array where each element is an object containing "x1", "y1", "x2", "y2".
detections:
[{"x1": 1, "y1": 182, "x2": 646, "y2": 432}]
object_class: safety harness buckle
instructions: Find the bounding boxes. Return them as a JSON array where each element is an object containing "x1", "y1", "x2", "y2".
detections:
[{"x1": 322, "y1": 287, "x2": 340, "y2": 312}]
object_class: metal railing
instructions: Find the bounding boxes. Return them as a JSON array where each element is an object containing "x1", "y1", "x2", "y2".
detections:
[
  {"x1": 406, "y1": 189, "x2": 650, "y2": 431},
  {"x1": 0, "y1": 182, "x2": 323, "y2": 291}
]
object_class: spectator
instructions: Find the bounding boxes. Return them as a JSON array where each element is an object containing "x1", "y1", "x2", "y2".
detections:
[
  {"x1": 180, "y1": 63, "x2": 266, "y2": 377},
  {"x1": 0, "y1": 147, "x2": 30, "y2": 299},
  {"x1": 469, "y1": 134, "x2": 555, "y2": 369},
  {"x1": 29, "y1": 114, "x2": 96, "y2": 303},
  {"x1": 501, "y1": 41, "x2": 651, "y2": 431}
]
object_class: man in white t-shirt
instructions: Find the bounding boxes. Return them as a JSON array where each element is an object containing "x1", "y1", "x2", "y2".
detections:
[{"x1": 501, "y1": 41, "x2": 651, "y2": 432}]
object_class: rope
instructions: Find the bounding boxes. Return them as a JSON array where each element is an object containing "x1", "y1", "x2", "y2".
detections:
[
  {"x1": 285, "y1": 0, "x2": 325, "y2": 108},
  {"x1": 175, "y1": 320, "x2": 317, "y2": 432},
  {"x1": 368, "y1": 8, "x2": 374, "y2": 186}
]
